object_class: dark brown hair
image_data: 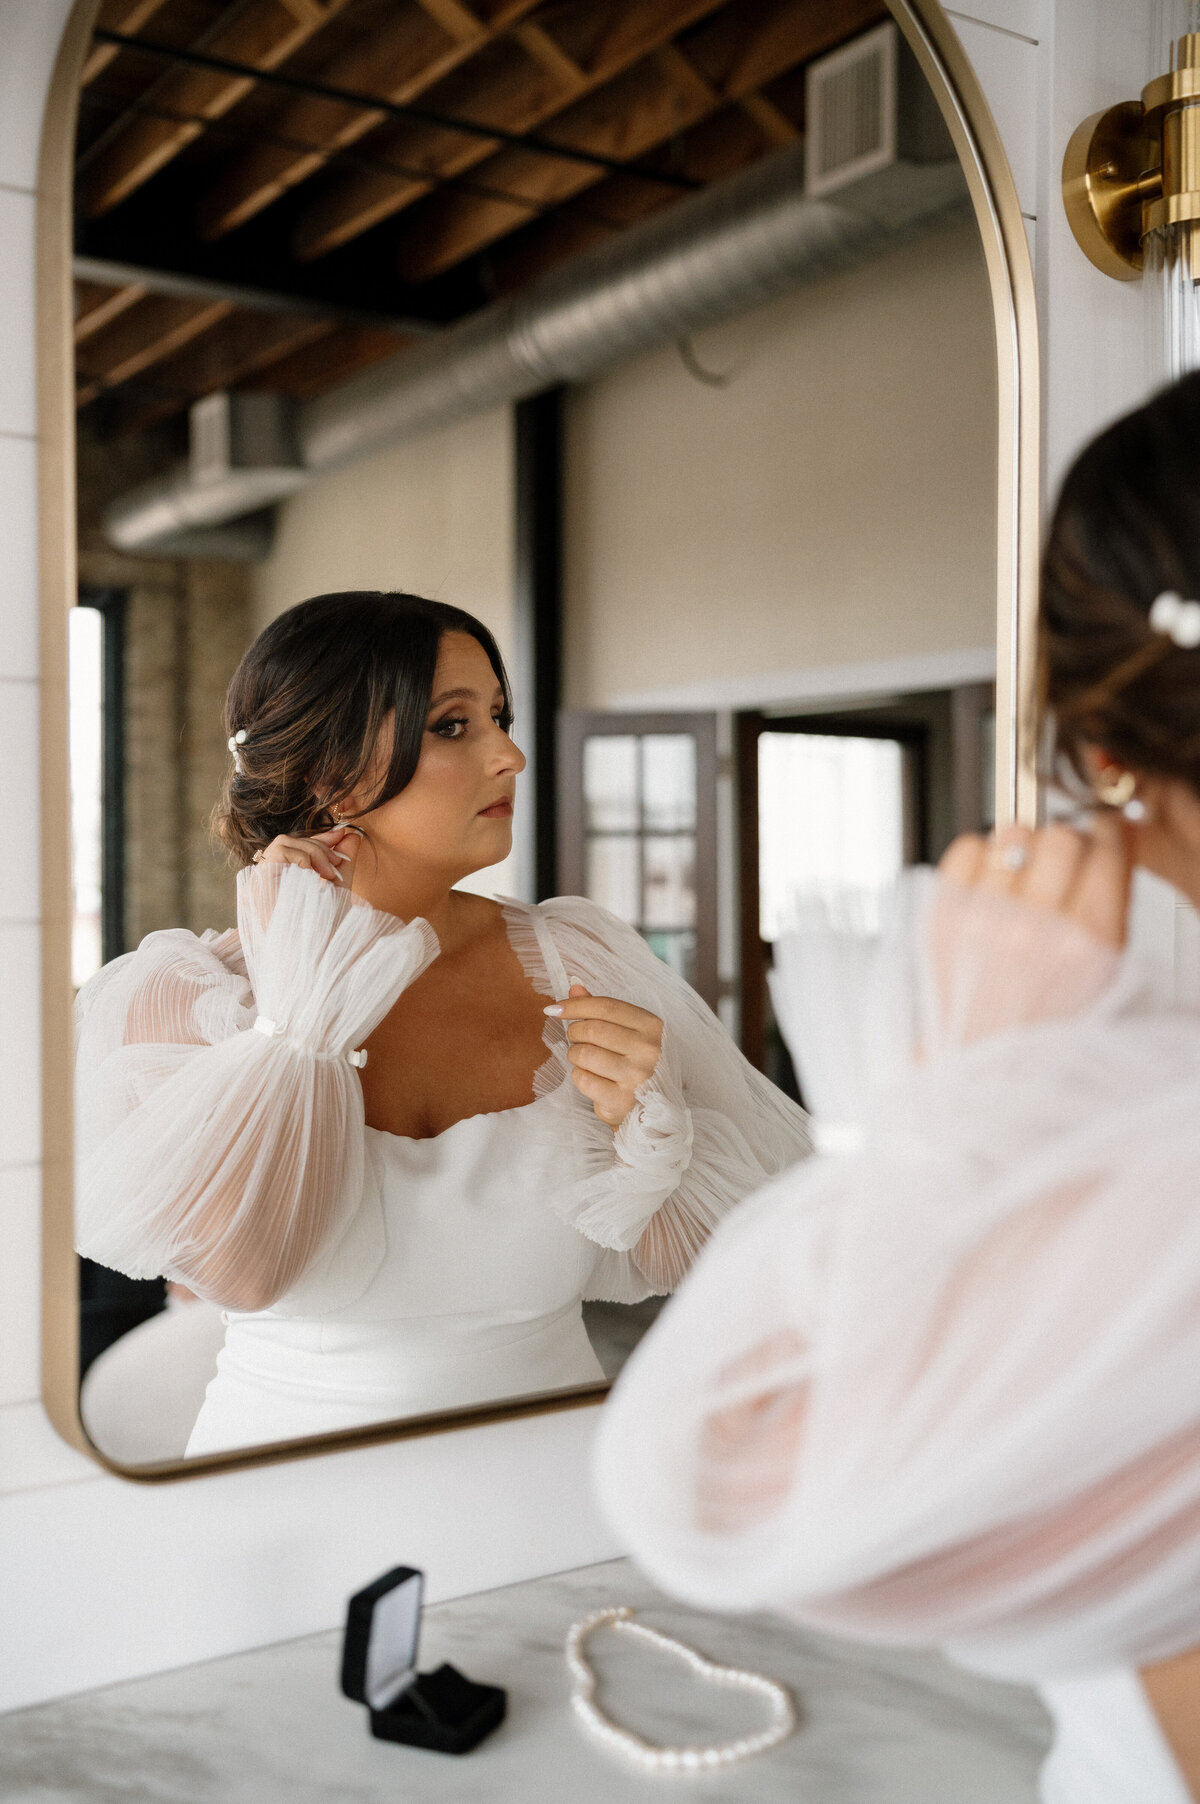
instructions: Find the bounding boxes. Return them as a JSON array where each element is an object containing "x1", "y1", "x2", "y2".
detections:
[
  {"x1": 1043, "y1": 369, "x2": 1200, "y2": 795},
  {"x1": 215, "y1": 591, "x2": 512, "y2": 866}
]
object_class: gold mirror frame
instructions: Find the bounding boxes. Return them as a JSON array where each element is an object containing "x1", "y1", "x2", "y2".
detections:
[{"x1": 37, "y1": 0, "x2": 1040, "y2": 1480}]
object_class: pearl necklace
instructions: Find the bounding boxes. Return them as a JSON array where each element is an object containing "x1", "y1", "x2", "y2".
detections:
[{"x1": 565, "y1": 1607, "x2": 795, "y2": 1775}]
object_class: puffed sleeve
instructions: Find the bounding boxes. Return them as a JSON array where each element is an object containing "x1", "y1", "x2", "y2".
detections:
[
  {"x1": 595, "y1": 877, "x2": 1200, "y2": 1682},
  {"x1": 74, "y1": 862, "x2": 438, "y2": 1314},
  {"x1": 506, "y1": 897, "x2": 812, "y2": 1302}
]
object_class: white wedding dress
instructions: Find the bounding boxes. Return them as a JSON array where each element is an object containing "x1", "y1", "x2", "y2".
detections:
[
  {"x1": 74, "y1": 863, "x2": 811, "y2": 1455},
  {"x1": 596, "y1": 870, "x2": 1200, "y2": 1804}
]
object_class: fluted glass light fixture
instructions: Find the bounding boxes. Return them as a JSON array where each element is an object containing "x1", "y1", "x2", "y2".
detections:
[{"x1": 1063, "y1": 0, "x2": 1200, "y2": 381}]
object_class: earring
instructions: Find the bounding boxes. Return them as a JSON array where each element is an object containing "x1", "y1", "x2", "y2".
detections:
[{"x1": 1094, "y1": 766, "x2": 1148, "y2": 821}]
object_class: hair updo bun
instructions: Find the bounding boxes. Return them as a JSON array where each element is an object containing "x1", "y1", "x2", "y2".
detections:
[
  {"x1": 214, "y1": 591, "x2": 511, "y2": 867},
  {"x1": 1042, "y1": 369, "x2": 1200, "y2": 796}
]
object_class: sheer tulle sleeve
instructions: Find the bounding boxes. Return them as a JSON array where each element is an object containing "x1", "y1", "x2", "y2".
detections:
[
  {"x1": 595, "y1": 876, "x2": 1200, "y2": 1682},
  {"x1": 75, "y1": 863, "x2": 438, "y2": 1314},
  {"x1": 504, "y1": 897, "x2": 812, "y2": 1303}
]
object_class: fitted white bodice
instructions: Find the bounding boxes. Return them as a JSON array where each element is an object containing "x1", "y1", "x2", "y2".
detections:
[
  {"x1": 74, "y1": 869, "x2": 811, "y2": 1458},
  {"x1": 186, "y1": 1078, "x2": 608, "y2": 1455}
]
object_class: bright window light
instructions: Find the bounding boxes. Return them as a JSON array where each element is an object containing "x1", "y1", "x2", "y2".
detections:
[
  {"x1": 69, "y1": 606, "x2": 104, "y2": 990},
  {"x1": 758, "y1": 732, "x2": 905, "y2": 940}
]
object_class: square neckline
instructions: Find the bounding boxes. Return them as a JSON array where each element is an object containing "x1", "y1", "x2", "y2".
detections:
[{"x1": 367, "y1": 897, "x2": 572, "y2": 1146}]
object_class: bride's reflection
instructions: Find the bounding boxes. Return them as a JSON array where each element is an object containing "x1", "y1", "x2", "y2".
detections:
[{"x1": 74, "y1": 590, "x2": 811, "y2": 1457}]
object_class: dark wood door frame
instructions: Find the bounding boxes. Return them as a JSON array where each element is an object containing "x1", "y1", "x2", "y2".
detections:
[{"x1": 513, "y1": 388, "x2": 563, "y2": 902}]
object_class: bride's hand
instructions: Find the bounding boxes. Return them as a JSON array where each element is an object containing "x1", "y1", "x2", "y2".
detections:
[
  {"x1": 927, "y1": 814, "x2": 1133, "y2": 1047},
  {"x1": 939, "y1": 811, "x2": 1133, "y2": 949},
  {"x1": 549, "y1": 984, "x2": 665, "y2": 1128},
  {"x1": 253, "y1": 825, "x2": 365, "y2": 887}
]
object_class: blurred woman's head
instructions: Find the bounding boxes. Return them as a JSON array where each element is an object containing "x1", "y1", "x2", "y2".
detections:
[
  {"x1": 216, "y1": 591, "x2": 522, "y2": 885},
  {"x1": 1043, "y1": 370, "x2": 1200, "y2": 801}
]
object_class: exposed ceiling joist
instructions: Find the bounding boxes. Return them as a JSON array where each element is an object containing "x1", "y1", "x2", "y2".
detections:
[
  {"x1": 73, "y1": 0, "x2": 907, "y2": 434},
  {"x1": 77, "y1": 293, "x2": 235, "y2": 398},
  {"x1": 81, "y1": 0, "x2": 355, "y2": 218},
  {"x1": 81, "y1": 0, "x2": 172, "y2": 87},
  {"x1": 392, "y1": 0, "x2": 882, "y2": 285},
  {"x1": 75, "y1": 277, "x2": 148, "y2": 342},
  {"x1": 740, "y1": 91, "x2": 801, "y2": 146},
  {"x1": 290, "y1": 0, "x2": 729, "y2": 261},
  {"x1": 106, "y1": 312, "x2": 339, "y2": 435},
  {"x1": 198, "y1": 0, "x2": 543, "y2": 240},
  {"x1": 409, "y1": 0, "x2": 488, "y2": 41}
]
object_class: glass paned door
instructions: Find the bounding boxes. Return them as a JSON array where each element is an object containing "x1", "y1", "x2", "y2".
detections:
[{"x1": 559, "y1": 713, "x2": 718, "y2": 1009}]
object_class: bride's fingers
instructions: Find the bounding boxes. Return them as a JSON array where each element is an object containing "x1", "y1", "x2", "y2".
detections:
[
  {"x1": 260, "y1": 836, "x2": 345, "y2": 883},
  {"x1": 569, "y1": 1065, "x2": 633, "y2": 1125},
  {"x1": 1019, "y1": 824, "x2": 1089, "y2": 912},
  {"x1": 1066, "y1": 810, "x2": 1133, "y2": 948},
  {"x1": 978, "y1": 824, "x2": 1035, "y2": 897},
  {"x1": 568, "y1": 1041, "x2": 639, "y2": 1085},
  {"x1": 939, "y1": 833, "x2": 988, "y2": 887}
]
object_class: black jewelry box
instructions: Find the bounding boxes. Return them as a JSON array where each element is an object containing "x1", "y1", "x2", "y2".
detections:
[{"x1": 340, "y1": 1566, "x2": 507, "y2": 1755}]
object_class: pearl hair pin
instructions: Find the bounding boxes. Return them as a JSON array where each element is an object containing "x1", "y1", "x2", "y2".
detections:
[
  {"x1": 565, "y1": 1607, "x2": 795, "y2": 1775},
  {"x1": 227, "y1": 727, "x2": 248, "y2": 772},
  {"x1": 1149, "y1": 590, "x2": 1200, "y2": 647}
]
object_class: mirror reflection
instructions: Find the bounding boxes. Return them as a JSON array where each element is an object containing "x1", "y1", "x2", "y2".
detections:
[{"x1": 69, "y1": 1, "x2": 997, "y2": 1466}]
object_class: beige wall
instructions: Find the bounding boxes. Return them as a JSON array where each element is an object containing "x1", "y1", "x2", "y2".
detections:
[
  {"x1": 251, "y1": 405, "x2": 514, "y2": 651},
  {"x1": 251, "y1": 405, "x2": 516, "y2": 894},
  {"x1": 563, "y1": 217, "x2": 997, "y2": 710}
]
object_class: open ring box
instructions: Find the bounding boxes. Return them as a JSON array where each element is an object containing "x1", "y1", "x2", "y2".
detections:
[{"x1": 340, "y1": 1566, "x2": 507, "y2": 1754}]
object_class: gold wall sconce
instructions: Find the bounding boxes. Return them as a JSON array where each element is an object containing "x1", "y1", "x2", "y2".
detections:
[{"x1": 1063, "y1": 16, "x2": 1200, "y2": 376}]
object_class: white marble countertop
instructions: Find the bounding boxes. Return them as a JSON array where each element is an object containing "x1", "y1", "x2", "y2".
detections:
[{"x1": 0, "y1": 1557, "x2": 1051, "y2": 1802}]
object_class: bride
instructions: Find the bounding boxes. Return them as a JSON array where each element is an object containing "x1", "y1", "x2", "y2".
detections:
[
  {"x1": 596, "y1": 373, "x2": 1200, "y2": 1803},
  {"x1": 74, "y1": 590, "x2": 811, "y2": 1456}
]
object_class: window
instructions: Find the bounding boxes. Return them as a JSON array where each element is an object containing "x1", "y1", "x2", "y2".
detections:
[
  {"x1": 68, "y1": 589, "x2": 125, "y2": 988},
  {"x1": 558, "y1": 713, "x2": 718, "y2": 1008}
]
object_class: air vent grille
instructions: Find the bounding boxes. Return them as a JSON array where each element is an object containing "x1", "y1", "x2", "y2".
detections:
[{"x1": 806, "y1": 21, "x2": 898, "y2": 199}]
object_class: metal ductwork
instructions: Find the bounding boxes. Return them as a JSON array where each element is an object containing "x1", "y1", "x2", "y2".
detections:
[{"x1": 106, "y1": 110, "x2": 969, "y2": 559}]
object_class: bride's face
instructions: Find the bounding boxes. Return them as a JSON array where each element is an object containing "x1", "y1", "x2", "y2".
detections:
[{"x1": 349, "y1": 631, "x2": 524, "y2": 882}]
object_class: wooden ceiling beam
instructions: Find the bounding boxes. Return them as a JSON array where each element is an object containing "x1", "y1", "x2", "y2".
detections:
[
  {"x1": 75, "y1": 279, "x2": 148, "y2": 343},
  {"x1": 276, "y1": 0, "x2": 334, "y2": 22},
  {"x1": 392, "y1": 0, "x2": 866, "y2": 285},
  {"x1": 101, "y1": 312, "x2": 340, "y2": 433},
  {"x1": 81, "y1": 0, "x2": 172, "y2": 86},
  {"x1": 739, "y1": 91, "x2": 800, "y2": 146},
  {"x1": 508, "y1": 21, "x2": 588, "y2": 97},
  {"x1": 392, "y1": 56, "x2": 718, "y2": 282},
  {"x1": 76, "y1": 294, "x2": 235, "y2": 392},
  {"x1": 238, "y1": 325, "x2": 410, "y2": 399},
  {"x1": 491, "y1": 105, "x2": 772, "y2": 296},
  {"x1": 80, "y1": 0, "x2": 355, "y2": 220},
  {"x1": 290, "y1": 0, "x2": 730, "y2": 262},
  {"x1": 198, "y1": 0, "x2": 541, "y2": 240},
  {"x1": 409, "y1": 0, "x2": 485, "y2": 43}
]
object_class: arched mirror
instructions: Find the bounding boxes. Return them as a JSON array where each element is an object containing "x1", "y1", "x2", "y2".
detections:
[{"x1": 41, "y1": 0, "x2": 1036, "y2": 1474}]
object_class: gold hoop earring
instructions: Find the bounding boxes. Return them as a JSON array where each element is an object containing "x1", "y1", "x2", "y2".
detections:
[{"x1": 1093, "y1": 767, "x2": 1137, "y2": 809}]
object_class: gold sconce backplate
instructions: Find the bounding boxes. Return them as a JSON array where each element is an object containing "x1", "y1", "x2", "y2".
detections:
[{"x1": 1062, "y1": 101, "x2": 1154, "y2": 281}]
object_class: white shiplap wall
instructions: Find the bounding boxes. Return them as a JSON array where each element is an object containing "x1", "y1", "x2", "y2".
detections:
[{"x1": 0, "y1": 0, "x2": 1158, "y2": 1711}]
